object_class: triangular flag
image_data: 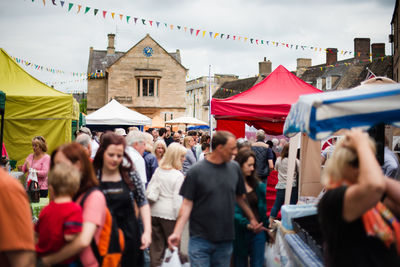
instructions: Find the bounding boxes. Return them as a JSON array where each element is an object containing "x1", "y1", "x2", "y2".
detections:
[
  {"x1": 202, "y1": 30, "x2": 205, "y2": 37},
  {"x1": 184, "y1": 27, "x2": 187, "y2": 32},
  {"x1": 177, "y1": 25, "x2": 181, "y2": 30},
  {"x1": 60, "y1": 1, "x2": 65, "y2": 7},
  {"x1": 164, "y1": 23, "x2": 167, "y2": 27},
  {"x1": 149, "y1": 20, "x2": 153, "y2": 26},
  {"x1": 142, "y1": 19, "x2": 146, "y2": 25},
  {"x1": 233, "y1": 36, "x2": 236, "y2": 40},
  {"x1": 214, "y1": 33, "x2": 219, "y2": 38},
  {"x1": 227, "y1": 35, "x2": 230, "y2": 39},
  {"x1": 43, "y1": 0, "x2": 45, "y2": 6},
  {"x1": 103, "y1": 11, "x2": 107, "y2": 18},
  {"x1": 156, "y1": 21, "x2": 160, "y2": 27},
  {"x1": 51, "y1": 0, "x2": 56, "y2": 5},
  {"x1": 134, "y1": 18, "x2": 138, "y2": 24},
  {"x1": 244, "y1": 37, "x2": 248, "y2": 42},
  {"x1": 220, "y1": 34, "x2": 224, "y2": 39},
  {"x1": 238, "y1": 37, "x2": 241, "y2": 41},
  {"x1": 196, "y1": 30, "x2": 200, "y2": 36},
  {"x1": 119, "y1": 14, "x2": 123, "y2": 20},
  {"x1": 190, "y1": 28, "x2": 194, "y2": 35},
  {"x1": 111, "y1": 13, "x2": 115, "y2": 19},
  {"x1": 85, "y1": 7, "x2": 90, "y2": 14},
  {"x1": 68, "y1": 3, "x2": 73, "y2": 11},
  {"x1": 250, "y1": 38, "x2": 253, "y2": 43},
  {"x1": 170, "y1": 24, "x2": 173, "y2": 30},
  {"x1": 126, "y1": 15, "x2": 130, "y2": 23},
  {"x1": 77, "y1": 5, "x2": 82, "y2": 13},
  {"x1": 94, "y1": 8, "x2": 98, "y2": 15},
  {"x1": 209, "y1": 32, "x2": 213, "y2": 38}
]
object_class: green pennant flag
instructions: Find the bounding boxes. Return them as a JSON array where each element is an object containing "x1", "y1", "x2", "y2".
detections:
[
  {"x1": 126, "y1": 16, "x2": 131, "y2": 23},
  {"x1": 32, "y1": 0, "x2": 34, "y2": 2},
  {"x1": 85, "y1": 7, "x2": 90, "y2": 14},
  {"x1": 68, "y1": 3, "x2": 73, "y2": 11},
  {"x1": 250, "y1": 38, "x2": 253, "y2": 44},
  {"x1": 94, "y1": 9, "x2": 98, "y2": 16},
  {"x1": 220, "y1": 34, "x2": 224, "y2": 38},
  {"x1": 142, "y1": 19, "x2": 146, "y2": 25},
  {"x1": 177, "y1": 25, "x2": 181, "y2": 30},
  {"x1": 164, "y1": 23, "x2": 167, "y2": 27}
]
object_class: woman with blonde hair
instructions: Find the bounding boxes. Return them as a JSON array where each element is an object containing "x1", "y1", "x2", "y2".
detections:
[
  {"x1": 146, "y1": 143, "x2": 187, "y2": 267},
  {"x1": 153, "y1": 139, "x2": 167, "y2": 164},
  {"x1": 20, "y1": 136, "x2": 51, "y2": 197},
  {"x1": 318, "y1": 129, "x2": 400, "y2": 267}
]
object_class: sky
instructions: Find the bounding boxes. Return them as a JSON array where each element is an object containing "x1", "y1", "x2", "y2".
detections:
[{"x1": 0, "y1": 0, "x2": 396, "y2": 93}]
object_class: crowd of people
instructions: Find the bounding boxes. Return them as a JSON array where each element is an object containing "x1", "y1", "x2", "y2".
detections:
[{"x1": 2, "y1": 126, "x2": 400, "y2": 267}]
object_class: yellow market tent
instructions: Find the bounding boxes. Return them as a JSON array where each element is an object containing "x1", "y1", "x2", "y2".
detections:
[{"x1": 0, "y1": 48, "x2": 79, "y2": 165}]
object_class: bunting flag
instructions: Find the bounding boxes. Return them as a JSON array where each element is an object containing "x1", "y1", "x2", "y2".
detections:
[{"x1": 28, "y1": 0, "x2": 354, "y2": 55}]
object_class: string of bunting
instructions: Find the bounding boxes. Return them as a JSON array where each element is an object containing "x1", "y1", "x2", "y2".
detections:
[
  {"x1": 27, "y1": 0, "x2": 355, "y2": 55},
  {"x1": 45, "y1": 78, "x2": 88, "y2": 85}
]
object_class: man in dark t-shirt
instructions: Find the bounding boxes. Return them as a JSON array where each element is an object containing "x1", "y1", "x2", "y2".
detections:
[{"x1": 168, "y1": 131, "x2": 264, "y2": 267}]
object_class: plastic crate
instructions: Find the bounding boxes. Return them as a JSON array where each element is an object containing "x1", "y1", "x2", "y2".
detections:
[{"x1": 292, "y1": 214, "x2": 323, "y2": 260}]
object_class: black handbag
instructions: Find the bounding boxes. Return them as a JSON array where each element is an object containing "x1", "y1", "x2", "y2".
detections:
[{"x1": 27, "y1": 180, "x2": 40, "y2": 203}]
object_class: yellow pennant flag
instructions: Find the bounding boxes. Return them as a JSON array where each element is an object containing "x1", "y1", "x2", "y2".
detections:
[
  {"x1": 244, "y1": 37, "x2": 248, "y2": 42},
  {"x1": 315, "y1": 47, "x2": 318, "y2": 51},
  {"x1": 203, "y1": 31, "x2": 206, "y2": 37},
  {"x1": 111, "y1": 12, "x2": 115, "y2": 19},
  {"x1": 214, "y1": 33, "x2": 219, "y2": 38},
  {"x1": 170, "y1": 25, "x2": 174, "y2": 30},
  {"x1": 341, "y1": 50, "x2": 343, "y2": 54}
]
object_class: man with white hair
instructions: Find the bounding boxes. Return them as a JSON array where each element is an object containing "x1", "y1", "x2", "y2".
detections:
[
  {"x1": 125, "y1": 131, "x2": 147, "y2": 185},
  {"x1": 75, "y1": 133, "x2": 92, "y2": 159},
  {"x1": 251, "y1": 129, "x2": 274, "y2": 183}
]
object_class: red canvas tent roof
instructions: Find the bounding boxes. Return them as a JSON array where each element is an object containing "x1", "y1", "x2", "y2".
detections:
[{"x1": 211, "y1": 65, "x2": 322, "y2": 134}]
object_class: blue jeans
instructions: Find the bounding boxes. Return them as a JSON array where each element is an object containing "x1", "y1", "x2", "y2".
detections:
[
  {"x1": 270, "y1": 187, "x2": 298, "y2": 218},
  {"x1": 188, "y1": 236, "x2": 233, "y2": 267},
  {"x1": 234, "y1": 231, "x2": 266, "y2": 267}
]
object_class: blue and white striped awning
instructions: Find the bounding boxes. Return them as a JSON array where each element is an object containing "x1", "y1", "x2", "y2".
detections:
[{"x1": 283, "y1": 78, "x2": 400, "y2": 140}]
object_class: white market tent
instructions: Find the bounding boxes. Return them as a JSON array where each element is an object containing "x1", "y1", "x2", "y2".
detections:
[
  {"x1": 86, "y1": 99, "x2": 152, "y2": 126},
  {"x1": 166, "y1": 116, "x2": 208, "y2": 125},
  {"x1": 283, "y1": 77, "x2": 400, "y2": 140}
]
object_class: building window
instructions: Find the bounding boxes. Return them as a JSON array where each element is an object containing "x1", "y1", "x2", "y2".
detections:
[
  {"x1": 326, "y1": 76, "x2": 332, "y2": 90},
  {"x1": 316, "y1": 78, "x2": 322, "y2": 89},
  {"x1": 136, "y1": 78, "x2": 160, "y2": 97}
]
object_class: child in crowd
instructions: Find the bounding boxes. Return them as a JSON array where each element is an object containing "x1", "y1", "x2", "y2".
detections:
[{"x1": 35, "y1": 163, "x2": 83, "y2": 266}]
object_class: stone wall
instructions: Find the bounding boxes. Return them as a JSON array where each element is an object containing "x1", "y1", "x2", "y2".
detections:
[{"x1": 87, "y1": 79, "x2": 107, "y2": 113}]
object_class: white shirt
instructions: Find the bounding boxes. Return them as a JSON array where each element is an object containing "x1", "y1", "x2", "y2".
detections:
[
  {"x1": 90, "y1": 139, "x2": 99, "y2": 159},
  {"x1": 125, "y1": 146, "x2": 147, "y2": 185},
  {"x1": 146, "y1": 168, "x2": 184, "y2": 220}
]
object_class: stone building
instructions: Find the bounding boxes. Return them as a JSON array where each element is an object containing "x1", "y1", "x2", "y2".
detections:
[
  {"x1": 186, "y1": 74, "x2": 238, "y2": 122},
  {"x1": 391, "y1": 0, "x2": 400, "y2": 82},
  {"x1": 212, "y1": 58, "x2": 272, "y2": 99},
  {"x1": 297, "y1": 38, "x2": 392, "y2": 90},
  {"x1": 87, "y1": 34, "x2": 187, "y2": 120}
]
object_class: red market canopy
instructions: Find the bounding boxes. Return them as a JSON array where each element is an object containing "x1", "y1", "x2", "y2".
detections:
[{"x1": 211, "y1": 65, "x2": 322, "y2": 135}]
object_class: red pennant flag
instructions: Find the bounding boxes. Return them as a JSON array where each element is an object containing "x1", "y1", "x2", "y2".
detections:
[
  {"x1": 233, "y1": 36, "x2": 236, "y2": 40},
  {"x1": 149, "y1": 20, "x2": 153, "y2": 26},
  {"x1": 256, "y1": 39, "x2": 258, "y2": 44},
  {"x1": 195, "y1": 30, "x2": 200, "y2": 36},
  {"x1": 111, "y1": 13, "x2": 115, "y2": 19},
  {"x1": 103, "y1": 11, "x2": 107, "y2": 18},
  {"x1": 77, "y1": 5, "x2": 82, "y2": 13},
  {"x1": 119, "y1": 14, "x2": 123, "y2": 20}
]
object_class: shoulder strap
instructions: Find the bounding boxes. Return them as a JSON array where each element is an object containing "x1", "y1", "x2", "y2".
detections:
[
  {"x1": 79, "y1": 187, "x2": 104, "y2": 266},
  {"x1": 79, "y1": 187, "x2": 99, "y2": 207}
]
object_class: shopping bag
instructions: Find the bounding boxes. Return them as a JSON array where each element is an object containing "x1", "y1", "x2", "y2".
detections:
[
  {"x1": 161, "y1": 247, "x2": 189, "y2": 267},
  {"x1": 27, "y1": 168, "x2": 40, "y2": 203}
]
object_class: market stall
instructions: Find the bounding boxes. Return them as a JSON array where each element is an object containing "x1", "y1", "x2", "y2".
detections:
[
  {"x1": 271, "y1": 77, "x2": 400, "y2": 266},
  {"x1": 86, "y1": 99, "x2": 151, "y2": 132},
  {"x1": 211, "y1": 65, "x2": 322, "y2": 136},
  {"x1": 0, "y1": 48, "x2": 79, "y2": 166},
  {"x1": 165, "y1": 116, "x2": 208, "y2": 131}
]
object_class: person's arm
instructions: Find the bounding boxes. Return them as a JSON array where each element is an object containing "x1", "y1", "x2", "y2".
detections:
[
  {"x1": 383, "y1": 177, "x2": 400, "y2": 217},
  {"x1": 236, "y1": 194, "x2": 265, "y2": 233},
  {"x1": 139, "y1": 204, "x2": 152, "y2": 249},
  {"x1": 268, "y1": 159, "x2": 274, "y2": 170},
  {"x1": 168, "y1": 198, "x2": 193, "y2": 249},
  {"x1": 64, "y1": 233, "x2": 79, "y2": 242},
  {"x1": 3, "y1": 251, "x2": 35, "y2": 267},
  {"x1": 342, "y1": 129, "x2": 386, "y2": 222},
  {"x1": 41, "y1": 222, "x2": 97, "y2": 266}
]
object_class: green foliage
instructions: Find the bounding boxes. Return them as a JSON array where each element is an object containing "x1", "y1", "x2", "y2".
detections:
[{"x1": 80, "y1": 99, "x2": 87, "y2": 114}]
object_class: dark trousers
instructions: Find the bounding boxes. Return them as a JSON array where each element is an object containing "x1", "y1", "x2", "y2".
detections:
[
  {"x1": 39, "y1": 189, "x2": 48, "y2": 198},
  {"x1": 149, "y1": 216, "x2": 176, "y2": 267},
  {"x1": 270, "y1": 186, "x2": 298, "y2": 218}
]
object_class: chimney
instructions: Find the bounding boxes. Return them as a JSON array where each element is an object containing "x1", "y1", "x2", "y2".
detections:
[
  {"x1": 259, "y1": 57, "x2": 272, "y2": 76},
  {"x1": 107, "y1": 33, "x2": 115, "y2": 55},
  {"x1": 175, "y1": 49, "x2": 181, "y2": 63},
  {"x1": 326, "y1": 48, "x2": 338, "y2": 65},
  {"x1": 371, "y1": 43, "x2": 385, "y2": 59},
  {"x1": 354, "y1": 38, "x2": 370, "y2": 60},
  {"x1": 296, "y1": 58, "x2": 312, "y2": 77}
]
